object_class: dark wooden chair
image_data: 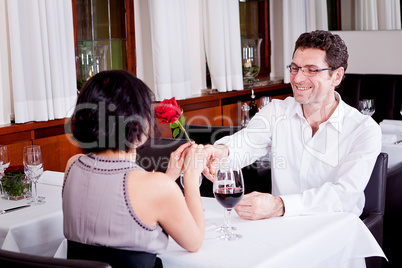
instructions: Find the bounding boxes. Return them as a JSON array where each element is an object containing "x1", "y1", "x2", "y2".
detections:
[
  {"x1": 0, "y1": 248, "x2": 111, "y2": 268},
  {"x1": 67, "y1": 240, "x2": 162, "y2": 268},
  {"x1": 360, "y1": 152, "x2": 388, "y2": 268},
  {"x1": 383, "y1": 161, "x2": 402, "y2": 268}
]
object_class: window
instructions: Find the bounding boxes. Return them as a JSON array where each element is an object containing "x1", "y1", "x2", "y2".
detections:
[
  {"x1": 72, "y1": 0, "x2": 135, "y2": 88},
  {"x1": 239, "y1": 0, "x2": 271, "y2": 78}
]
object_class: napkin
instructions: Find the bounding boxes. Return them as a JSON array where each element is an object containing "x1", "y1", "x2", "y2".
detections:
[
  {"x1": 38, "y1": 171, "x2": 64, "y2": 187},
  {"x1": 379, "y1": 120, "x2": 402, "y2": 134},
  {"x1": 382, "y1": 134, "x2": 398, "y2": 144}
]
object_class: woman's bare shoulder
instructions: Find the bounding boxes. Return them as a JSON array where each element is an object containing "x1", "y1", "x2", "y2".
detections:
[{"x1": 64, "y1": 154, "x2": 85, "y2": 173}]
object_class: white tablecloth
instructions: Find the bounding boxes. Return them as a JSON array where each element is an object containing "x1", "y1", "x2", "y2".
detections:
[
  {"x1": 159, "y1": 198, "x2": 386, "y2": 268},
  {"x1": 0, "y1": 171, "x2": 65, "y2": 257},
  {"x1": 1, "y1": 171, "x2": 386, "y2": 267},
  {"x1": 380, "y1": 120, "x2": 402, "y2": 170}
]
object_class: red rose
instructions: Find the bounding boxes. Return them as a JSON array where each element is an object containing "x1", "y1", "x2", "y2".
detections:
[
  {"x1": 5, "y1": 165, "x2": 24, "y2": 174},
  {"x1": 155, "y1": 97, "x2": 182, "y2": 124}
]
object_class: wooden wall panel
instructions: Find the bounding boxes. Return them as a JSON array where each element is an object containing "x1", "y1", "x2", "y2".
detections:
[
  {"x1": 34, "y1": 134, "x2": 83, "y2": 172},
  {"x1": 222, "y1": 102, "x2": 243, "y2": 127},
  {"x1": 6, "y1": 141, "x2": 32, "y2": 167},
  {"x1": 154, "y1": 107, "x2": 223, "y2": 139},
  {"x1": 184, "y1": 107, "x2": 222, "y2": 126}
]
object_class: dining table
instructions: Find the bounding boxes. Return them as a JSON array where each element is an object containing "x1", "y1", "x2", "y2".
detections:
[
  {"x1": 0, "y1": 171, "x2": 64, "y2": 257},
  {"x1": 159, "y1": 197, "x2": 386, "y2": 268},
  {"x1": 380, "y1": 119, "x2": 402, "y2": 170},
  {"x1": 1, "y1": 170, "x2": 386, "y2": 268}
]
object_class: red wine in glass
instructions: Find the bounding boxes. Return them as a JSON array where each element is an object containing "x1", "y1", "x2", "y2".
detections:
[
  {"x1": 214, "y1": 187, "x2": 243, "y2": 209},
  {"x1": 213, "y1": 167, "x2": 244, "y2": 240}
]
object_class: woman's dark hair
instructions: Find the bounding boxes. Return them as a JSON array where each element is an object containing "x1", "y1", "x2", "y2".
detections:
[
  {"x1": 293, "y1": 30, "x2": 349, "y2": 73},
  {"x1": 70, "y1": 70, "x2": 154, "y2": 153}
]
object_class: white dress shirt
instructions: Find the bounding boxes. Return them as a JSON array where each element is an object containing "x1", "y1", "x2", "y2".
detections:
[{"x1": 216, "y1": 93, "x2": 382, "y2": 217}]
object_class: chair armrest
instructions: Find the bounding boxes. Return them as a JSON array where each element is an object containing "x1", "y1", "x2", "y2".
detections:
[
  {"x1": 385, "y1": 162, "x2": 402, "y2": 214},
  {"x1": 387, "y1": 161, "x2": 402, "y2": 178},
  {"x1": 361, "y1": 213, "x2": 383, "y2": 246},
  {"x1": 362, "y1": 213, "x2": 382, "y2": 228}
]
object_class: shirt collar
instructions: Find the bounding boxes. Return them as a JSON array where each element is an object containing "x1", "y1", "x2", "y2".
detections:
[
  {"x1": 327, "y1": 92, "x2": 344, "y2": 133},
  {"x1": 289, "y1": 92, "x2": 345, "y2": 133}
]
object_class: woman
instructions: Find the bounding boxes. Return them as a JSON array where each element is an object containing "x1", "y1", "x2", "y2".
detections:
[{"x1": 63, "y1": 70, "x2": 206, "y2": 267}]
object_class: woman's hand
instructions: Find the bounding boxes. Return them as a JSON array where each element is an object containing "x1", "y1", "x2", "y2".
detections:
[
  {"x1": 181, "y1": 144, "x2": 209, "y2": 187},
  {"x1": 183, "y1": 144, "x2": 207, "y2": 175},
  {"x1": 165, "y1": 142, "x2": 192, "y2": 181}
]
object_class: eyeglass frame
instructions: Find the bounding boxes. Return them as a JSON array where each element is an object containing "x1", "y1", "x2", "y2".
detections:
[{"x1": 286, "y1": 64, "x2": 334, "y2": 77}]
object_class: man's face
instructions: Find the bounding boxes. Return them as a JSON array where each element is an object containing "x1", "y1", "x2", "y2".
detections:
[{"x1": 290, "y1": 48, "x2": 341, "y2": 107}]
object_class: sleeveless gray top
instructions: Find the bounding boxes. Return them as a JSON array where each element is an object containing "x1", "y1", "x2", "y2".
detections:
[{"x1": 62, "y1": 153, "x2": 169, "y2": 254}]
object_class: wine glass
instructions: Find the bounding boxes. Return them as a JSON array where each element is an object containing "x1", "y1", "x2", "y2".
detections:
[
  {"x1": 23, "y1": 145, "x2": 45, "y2": 205},
  {"x1": 0, "y1": 145, "x2": 11, "y2": 197},
  {"x1": 259, "y1": 96, "x2": 271, "y2": 111},
  {"x1": 180, "y1": 172, "x2": 203, "y2": 189},
  {"x1": 358, "y1": 99, "x2": 375, "y2": 116},
  {"x1": 213, "y1": 167, "x2": 244, "y2": 241}
]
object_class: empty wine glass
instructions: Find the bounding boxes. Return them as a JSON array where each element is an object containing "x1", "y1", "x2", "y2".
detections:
[
  {"x1": 358, "y1": 99, "x2": 375, "y2": 116},
  {"x1": 23, "y1": 145, "x2": 45, "y2": 205},
  {"x1": 213, "y1": 166, "x2": 244, "y2": 241},
  {"x1": 180, "y1": 172, "x2": 203, "y2": 189},
  {"x1": 0, "y1": 145, "x2": 10, "y2": 197},
  {"x1": 241, "y1": 103, "x2": 250, "y2": 127},
  {"x1": 259, "y1": 96, "x2": 271, "y2": 110}
]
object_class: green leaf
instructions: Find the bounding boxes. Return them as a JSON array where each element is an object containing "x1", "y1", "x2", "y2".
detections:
[
  {"x1": 179, "y1": 116, "x2": 186, "y2": 125},
  {"x1": 170, "y1": 122, "x2": 179, "y2": 128},
  {"x1": 172, "y1": 128, "x2": 180, "y2": 138}
]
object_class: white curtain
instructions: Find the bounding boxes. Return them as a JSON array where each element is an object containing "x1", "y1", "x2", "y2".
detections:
[
  {"x1": 281, "y1": 0, "x2": 328, "y2": 83},
  {"x1": 203, "y1": 0, "x2": 243, "y2": 92},
  {"x1": 135, "y1": 0, "x2": 242, "y2": 100},
  {"x1": 377, "y1": 0, "x2": 401, "y2": 30},
  {"x1": 355, "y1": 0, "x2": 378, "y2": 30},
  {"x1": 353, "y1": 0, "x2": 401, "y2": 30},
  {"x1": 0, "y1": 0, "x2": 12, "y2": 125},
  {"x1": 1, "y1": 0, "x2": 77, "y2": 124},
  {"x1": 135, "y1": 0, "x2": 204, "y2": 101}
]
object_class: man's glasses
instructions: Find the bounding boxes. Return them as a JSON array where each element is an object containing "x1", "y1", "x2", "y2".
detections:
[{"x1": 286, "y1": 64, "x2": 333, "y2": 77}]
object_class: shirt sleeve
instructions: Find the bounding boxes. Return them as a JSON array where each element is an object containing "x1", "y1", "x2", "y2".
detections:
[{"x1": 214, "y1": 109, "x2": 273, "y2": 169}]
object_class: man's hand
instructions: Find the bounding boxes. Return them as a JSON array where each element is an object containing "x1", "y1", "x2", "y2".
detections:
[
  {"x1": 234, "y1": 191, "x2": 284, "y2": 220},
  {"x1": 202, "y1": 144, "x2": 229, "y2": 181}
]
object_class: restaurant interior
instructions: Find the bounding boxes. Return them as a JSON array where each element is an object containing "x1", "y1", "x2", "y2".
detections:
[{"x1": 0, "y1": 0, "x2": 402, "y2": 267}]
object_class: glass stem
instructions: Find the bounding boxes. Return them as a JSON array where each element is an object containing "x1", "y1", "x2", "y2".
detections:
[
  {"x1": 0, "y1": 171, "x2": 4, "y2": 195},
  {"x1": 226, "y1": 209, "x2": 233, "y2": 235},
  {"x1": 32, "y1": 181, "x2": 38, "y2": 204},
  {"x1": 223, "y1": 208, "x2": 228, "y2": 227}
]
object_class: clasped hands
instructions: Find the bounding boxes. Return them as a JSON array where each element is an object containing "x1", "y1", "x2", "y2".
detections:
[
  {"x1": 165, "y1": 142, "x2": 212, "y2": 182},
  {"x1": 166, "y1": 143, "x2": 284, "y2": 219}
]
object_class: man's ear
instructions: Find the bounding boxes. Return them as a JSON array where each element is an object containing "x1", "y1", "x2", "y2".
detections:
[{"x1": 332, "y1": 67, "x2": 345, "y2": 87}]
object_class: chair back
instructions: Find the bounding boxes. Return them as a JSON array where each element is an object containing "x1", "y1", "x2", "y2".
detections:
[
  {"x1": 68, "y1": 240, "x2": 161, "y2": 268},
  {"x1": 361, "y1": 154, "x2": 388, "y2": 268},
  {"x1": 0, "y1": 248, "x2": 111, "y2": 268},
  {"x1": 361, "y1": 152, "x2": 388, "y2": 219},
  {"x1": 137, "y1": 137, "x2": 188, "y2": 172}
]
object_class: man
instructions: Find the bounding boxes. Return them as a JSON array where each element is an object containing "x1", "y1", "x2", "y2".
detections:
[{"x1": 204, "y1": 30, "x2": 381, "y2": 220}]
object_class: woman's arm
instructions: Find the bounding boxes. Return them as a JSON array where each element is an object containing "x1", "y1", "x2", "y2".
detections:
[{"x1": 128, "y1": 144, "x2": 207, "y2": 252}]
